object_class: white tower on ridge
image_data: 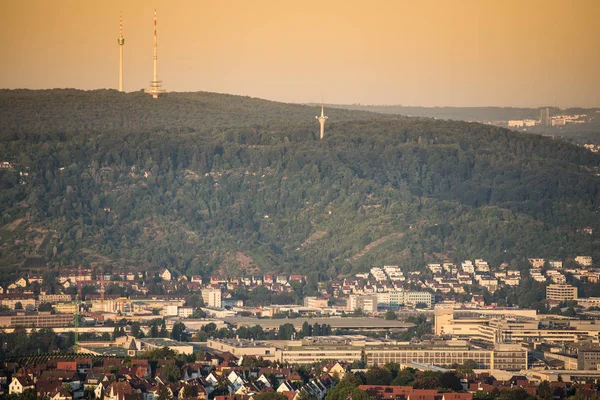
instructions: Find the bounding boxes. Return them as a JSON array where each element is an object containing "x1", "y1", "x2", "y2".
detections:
[
  {"x1": 145, "y1": 9, "x2": 165, "y2": 99},
  {"x1": 316, "y1": 104, "x2": 328, "y2": 139},
  {"x1": 117, "y1": 12, "x2": 125, "y2": 92}
]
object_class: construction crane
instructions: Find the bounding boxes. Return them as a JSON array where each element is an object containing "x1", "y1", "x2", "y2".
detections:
[
  {"x1": 74, "y1": 265, "x2": 83, "y2": 353},
  {"x1": 74, "y1": 293, "x2": 79, "y2": 354}
]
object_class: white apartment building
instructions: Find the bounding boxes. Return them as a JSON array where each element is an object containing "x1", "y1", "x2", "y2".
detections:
[
  {"x1": 202, "y1": 288, "x2": 222, "y2": 308},
  {"x1": 461, "y1": 261, "x2": 475, "y2": 274},
  {"x1": 347, "y1": 294, "x2": 378, "y2": 314},
  {"x1": 370, "y1": 268, "x2": 387, "y2": 281},
  {"x1": 548, "y1": 260, "x2": 563, "y2": 269},
  {"x1": 575, "y1": 256, "x2": 593, "y2": 267},
  {"x1": 428, "y1": 264, "x2": 442, "y2": 274}
]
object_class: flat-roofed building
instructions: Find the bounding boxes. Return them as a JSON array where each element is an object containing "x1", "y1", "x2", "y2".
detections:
[
  {"x1": 434, "y1": 307, "x2": 537, "y2": 336},
  {"x1": 0, "y1": 312, "x2": 73, "y2": 328},
  {"x1": 39, "y1": 294, "x2": 72, "y2": 303},
  {"x1": 347, "y1": 294, "x2": 377, "y2": 314},
  {"x1": 140, "y1": 338, "x2": 193, "y2": 355},
  {"x1": 365, "y1": 345, "x2": 492, "y2": 368},
  {"x1": 546, "y1": 284, "x2": 578, "y2": 301},
  {"x1": 202, "y1": 288, "x2": 222, "y2": 308},
  {"x1": 280, "y1": 345, "x2": 363, "y2": 364},
  {"x1": 364, "y1": 342, "x2": 527, "y2": 370},
  {"x1": 578, "y1": 350, "x2": 600, "y2": 370},
  {"x1": 207, "y1": 338, "x2": 278, "y2": 360},
  {"x1": 207, "y1": 336, "x2": 527, "y2": 370}
]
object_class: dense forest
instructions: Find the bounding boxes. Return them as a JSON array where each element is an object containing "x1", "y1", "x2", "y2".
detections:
[{"x1": 0, "y1": 89, "x2": 599, "y2": 283}]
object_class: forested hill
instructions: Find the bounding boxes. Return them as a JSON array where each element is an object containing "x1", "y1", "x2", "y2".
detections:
[
  {"x1": 0, "y1": 89, "x2": 386, "y2": 135},
  {"x1": 0, "y1": 89, "x2": 599, "y2": 283}
]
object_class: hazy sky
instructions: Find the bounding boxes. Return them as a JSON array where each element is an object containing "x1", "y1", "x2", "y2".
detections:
[{"x1": 2, "y1": 0, "x2": 599, "y2": 107}]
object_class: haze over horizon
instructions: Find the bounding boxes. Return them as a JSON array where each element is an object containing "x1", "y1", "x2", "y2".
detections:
[{"x1": 2, "y1": 0, "x2": 599, "y2": 108}]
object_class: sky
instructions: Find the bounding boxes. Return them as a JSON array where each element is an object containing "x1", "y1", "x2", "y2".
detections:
[{"x1": 1, "y1": 0, "x2": 599, "y2": 108}]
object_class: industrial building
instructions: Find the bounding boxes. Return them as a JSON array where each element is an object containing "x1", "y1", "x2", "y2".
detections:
[
  {"x1": 207, "y1": 336, "x2": 528, "y2": 370},
  {"x1": 0, "y1": 312, "x2": 73, "y2": 328}
]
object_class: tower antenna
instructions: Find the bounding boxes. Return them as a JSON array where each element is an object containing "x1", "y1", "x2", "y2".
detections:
[
  {"x1": 118, "y1": 11, "x2": 125, "y2": 92},
  {"x1": 145, "y1": 9, "x2": 166, "y2": 98},
  {"x1": 316, "y1": 101, "x2": 328, "y2": 140}
]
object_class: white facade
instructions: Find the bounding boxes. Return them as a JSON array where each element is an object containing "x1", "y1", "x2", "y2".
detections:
[{"x1": 202, "y1": 288, "x2": 222, "y2": 308}]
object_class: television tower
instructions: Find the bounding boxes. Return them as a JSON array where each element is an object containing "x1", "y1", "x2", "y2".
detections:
[
  {"x1": 118, "y1": 12, "x2": 125, "y2": 92},
  {"x1": 315, "y1": 104, "x2": 328, "y2": 139},
  {"x1": 145, "y1": 9, "x2": 165, "y2": 99}
]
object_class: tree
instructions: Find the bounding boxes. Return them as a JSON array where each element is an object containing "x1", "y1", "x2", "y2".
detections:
[
  {"x1": 325, "y1": 374, "x2": 372, "y2": 400},
  {"x1": 203, "y1": 322, "x2": 217, "y2": 333},
  {"x1": 131, "y1": 322, "x2": 144, "y2": 338},
  {"x1": 171, "y1": 322, "x2": 188, "y2": 341},
  {"x1": 301, "y1": 321, "x2": 312, "y2": 338},
  {"x1": 181, "y1": 386, "x2": 194, "y2": 399},
  {"x1": 537, "y1": 381, "x2": 553, "y2": 400},
  {"x1": 14, "y1": 302, "x2": 23, "y2": 310},
  {"x1": 157, "y1": 385, "x2": 171, "y2": 400},
  {"x1": 163, "y1": 363, "x2": 181, "y2": 383},
  {"x1": 20, "y1": 389, "x2": 37, "y2": 400},
  {"x1": 253, "y1": 393, "x2": 289, "y2": 400},
  {"x1": 365, "y1": 367, "x2": 392, "y2": 385},
  {"x1": 497, "y1": 388, "x2": 531, "y2": 400},
  {"x1": 456, "y1": 359, "x2": 479, "y2": 374},
  {"x1": 391, "y1": 368, "x2": 415, "y2": 386},
  {"x1": 277, "y1": 323, "x2": 295, "y2": 340},
  {"x1": 150, "y1": 322, "x2": 159, "y2": 338},
  {"x1": 384, "y1": 310, "x2": 397, "y2": 320},
  {"x1": 439, "y1": 372, "x2": 462, "y2": 391},
  {"x1": 413, "y1": 371, "x2": 441, "y2": 390},
  {"x1": 38, "y1": 302, "x2": 53, "y2": 312},
  {"x1": 159, "y1": 321, "x2": 169, "y2": 338}
]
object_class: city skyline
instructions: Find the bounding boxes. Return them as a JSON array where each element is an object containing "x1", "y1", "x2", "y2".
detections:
[{"x1": 1, "y1": 0, "x2": 599, "y2": 108}]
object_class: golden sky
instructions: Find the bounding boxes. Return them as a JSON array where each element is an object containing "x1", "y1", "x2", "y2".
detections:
[{"x1": 1, "y1": 0, "x2": 599, "y2": 107}]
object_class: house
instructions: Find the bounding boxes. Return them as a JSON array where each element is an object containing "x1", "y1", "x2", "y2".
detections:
[
  {"x1": 9, "y1": 377, "x2": 34, "y2": 394},
  {"x1": 442, "y1": 394, "x2": 473, "y2": 400},
  {"x1": 322, "y1": 362, "x2": 347, "y2": 380},
  {"x1": 179, "y1": 382, "x2": 207, "y2": 400},
  {"x1": 14, "y1": 277, "x2": 28, "y2": 288},
  {"x1": 160, "y1": 269, "x2": 172, "y2": 282},
  {"x1": 37, "y1": 381, "x2": 71, "y2": 400},
  {"x1": 105, "y1": 381, "x2": 134, "y2": 400}
]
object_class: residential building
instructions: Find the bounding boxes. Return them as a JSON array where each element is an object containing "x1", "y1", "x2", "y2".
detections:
[
  {"x1": 202, "y1": 288, "x2": 222, "y2": 308},
  {"x1": 546, "y1": 284, "x2": 578, "y2": 301},
  {"x1": 347, "y1": 294, "x2": 377, "y2": 314},
  {"x1": 575, "y1": 256, "x2": 593, "y2": 267},
  {"x1": 159, "y1": 269, "x2": 172, "y2": 281}
]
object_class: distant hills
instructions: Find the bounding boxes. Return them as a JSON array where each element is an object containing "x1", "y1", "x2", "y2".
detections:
[
  {"x1": 0, "y1": 89, "x2": 599, "y2": 283},
  {"x1": 321, "y1": 103, "x2": 599, "y2": 123}
]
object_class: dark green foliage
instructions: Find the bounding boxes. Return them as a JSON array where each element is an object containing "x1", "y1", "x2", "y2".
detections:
[
  {"x1": 413, "y1": 371, "x2": 443, "y2": 390},
  {"x1": 384, "y1": 310, "x2": 397, "y2": 320},
  {"x1": 253, "y1": 393, "x2": 289, "y2": 400},
  {"x1": 365, "y1": 367, "x2": 393, "y2": 385},
  {"x1": 1, "y1": 90, "x2": 599, "y2": 281},
  {"x1": 325, "y1": 374, "x2": 374, "y2": 400},
  {"x1": 171, "y1": 322, "x2": 188, "y2": 341},
  {"x1": 37, "y1": 302, "x2": 53, "y2": 312}
]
